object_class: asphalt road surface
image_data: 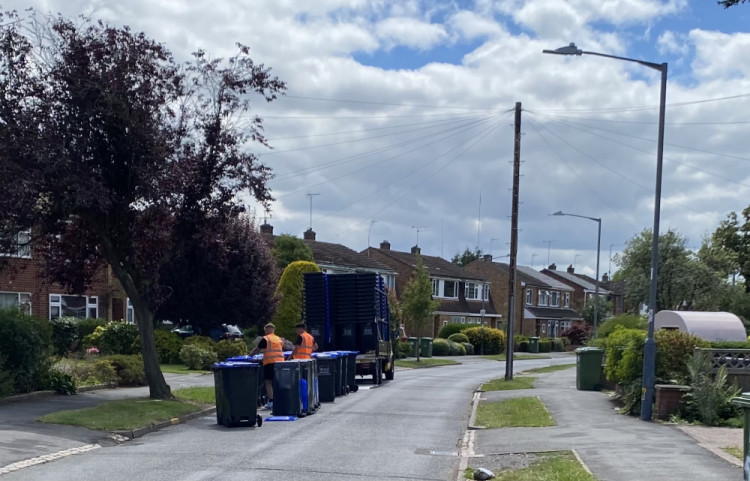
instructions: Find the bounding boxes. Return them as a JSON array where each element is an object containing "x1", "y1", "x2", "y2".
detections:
[{"x1": 0, "y1": 356, "x2": 573, "y2": 481}]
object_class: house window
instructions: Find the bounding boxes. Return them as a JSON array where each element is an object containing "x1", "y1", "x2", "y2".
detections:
[
  {"x1": 432, "y1": 279, "x2": 439, "y2": 297},
  {"x1": 467, "y1": 317, "x2": 481, "y2": 324},
  {"x1": 1, "y1": 230, "x2": 31, "y2": 258},
  {"x1": 525, "y1": 288, "x2": 533, "y2": 305},
  {"x1": 443, "y1": 280, "x2": 457, "y2": 298},
  {"x1": 560, "y1": 321, "x2": 571, "y2": 331},
  {"x1": 465, "y1": 282, "x2": 478, "y2": 300},
  {"x1": 451, "y1": 315, "x2": 465, "y2": 324},
  {"x1": 126, "y1": 299, "x2": 135, "y2": 324},
  {"x1": 538, "y1": 290, "x2": 549, "y2": 306},
  {"x1": 482, "y1": 284, "x2": 489, "y2": 301},
  {"x1": 49, "y1": 294, "x2": 98, "y2": 320},
  {"x1": 564, "y1": 293, "x2": 570, "y2": 307},
  {"x1": 550, "y1": 291, "x2": 560, "y2": 307},
  {"x1": 0, "y1": 292, "x2": 31, "y2": 314}
]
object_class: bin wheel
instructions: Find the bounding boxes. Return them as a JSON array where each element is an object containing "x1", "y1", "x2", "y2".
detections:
[
  {"x1": 256, "y1": 415, "x2": 263, "y2": 427},
  {"x1": 351, "y1": 384, "x2": 359, "y2": 392}
]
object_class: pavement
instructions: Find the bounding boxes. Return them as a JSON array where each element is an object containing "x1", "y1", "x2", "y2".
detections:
[
  {"x1": 462, "y1": 364, "x2": 744, "y2": 481},
  {"x1": 0, "y1": 360, "x2": 745, "y2": 480}
]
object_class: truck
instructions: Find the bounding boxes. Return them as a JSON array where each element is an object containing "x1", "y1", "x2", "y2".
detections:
[{"x1": 303, "y1": 272, "x2": 394, "y2": 384}]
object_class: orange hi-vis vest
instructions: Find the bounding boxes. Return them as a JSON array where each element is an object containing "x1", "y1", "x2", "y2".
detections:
[
  {"x1": 295, "y1": 332, "x2": 315, "y2": 359},
  {"x1": 262, "y1": 334, "x2": 284, "y2": 365}
]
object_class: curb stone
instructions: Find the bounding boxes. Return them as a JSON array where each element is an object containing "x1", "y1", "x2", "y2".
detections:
[{"x1": 112, "y1": 406, "x2": 216, "y2": 439}]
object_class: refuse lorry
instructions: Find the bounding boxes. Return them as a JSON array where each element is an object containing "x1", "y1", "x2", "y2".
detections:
[{"x1": 304, "y1": 272, "x2": 395, "y2": 385}]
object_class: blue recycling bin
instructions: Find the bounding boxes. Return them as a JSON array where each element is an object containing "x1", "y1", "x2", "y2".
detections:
[{"x1": 212, "y1": 362, "x2": 262, "y2": 428}]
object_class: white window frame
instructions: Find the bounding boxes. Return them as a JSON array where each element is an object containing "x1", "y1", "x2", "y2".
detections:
[
  {"x1": 443, "y1": 280, "x2": 458, "y2": 299},
  {"x1": 451, "y1": 315, "x2": 465, "y2": 324},
  {"x1": 564, "y1": 292, "x2": 570, "y2": 307},
  {"x1": 482, "y1": 284, "x2": 489, "y2": 301},
  {"x1": 0, "y1": 291, "x2": 31, "y2": 314},
  {"x1": 465, "y1": 282, "x2": 478, "y2": 300},
  {"x1": 525, "y1": 288, "x2": 533, "y2": 305},
  {"x1": 538, "y1": 290, "x2": 549, "y2": 307},
  {"x1": 49, "y1": 294, "x2": 99, "y2": 320},
  {"x1": 432, "y1": 279, "x2": 439, "y2": 297},
  {"x1": 126, "y1": 299, "x2": 135, "y2": 324},
  {"x1": 550, "y1": 291, "x2": 560, "y2": 307},
  {"x1": 1, "y1": 230, "x2": 31, "y2": 258}
]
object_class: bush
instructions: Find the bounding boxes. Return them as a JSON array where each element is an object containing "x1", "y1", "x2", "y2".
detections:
[
  {"x1": 655, "y1": 330, "x2": 710, "y2": 383},
  {"x1": 463, "y1": 327, "x2": 505, "y2": 355},
  {"x1": 82, "y1": 325, "x2": 105, "y2": 350},
  {"x1": 99, "y1": 322, "x2": 140, "y2": 355},
  {"x1": 105, "y1": 355, "x2": 146, "y2": 386},
  {"x1": 561, "y1": 326, "x2": 589, "y2": 346},
  {"x1": 683, "y1": 352, "x2": 741, "y2": 426},
  {"x1": 46, "y1": 368, "x2": 77, "y2": 395},
  {"x1": 461, "y1": 342, "x2": 474, "y2": 355},
  {"x1": 76, "y1": 359, "x2": 118, "y2": 386},
  {"x1": 180, "y1": 344, "x2": 217, "y2": 370},
  {"x1": 432, "y1": 338, "x2": 450, "y2": 356},
  {"x1": 517, "y1": 340, "x2": 529, "y2": 352},
  {"x1": 597, "y1": 314, "x2": 647, "y2": 338},
  {"x1": 559, "y1": 336, "x2": 571, "y2": 349},
  {"x1": 710, "y1": 341, "x2": 750, "y2": 349},
  {"x1": 76, "y1": 318, "x2": 108, "y2": 348},
  {"x1": 538, "y1": 339, "x2": 552, "y2": 353},
  {"x1": 514, "y1": 335, "x2": 528, "y2": 344},
  {"x1": 437, "y1": 323, "x2": 471, "y2": 339},
  {"x1": 604, "y1": 327, "x2": 646, "y2": 384},
  {"x1": 447, "y1": 333, "x2": 470, "y2": 344},
  {"x1": 449, "y1": 340, "x2": 466, "y2": 356},
  {"x1": 0, "y1": 309, "x2": 53, "y2": 393},
  {"x1": 183, "y1": 335, "x2": 217, "y2": 352},
  {"x1": 396, "y1": 340, "x2": 412, "y2": 359},
  {"x1": 154, "y1": 330, "x2": 183, "y2": 364},
  {"x1": 215, "y1": 339, "x2": 248, "y2": 362},
  {"x1": 50, "y1": 317, "x2": 79, "y2": 356},
  {"x1": 551, "y1": 338, "x2": 565, "y2": 352}
]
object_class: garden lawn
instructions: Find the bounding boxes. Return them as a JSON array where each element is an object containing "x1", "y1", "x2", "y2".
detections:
[
  {"x1": 395, "y1": 359, "x2": 459, "y2": 368},
  {"x1": 481, "y1": 377, "x2": 535, "y2": 391},
  {"x1": 160, "y1": 364, "x2": 211, "y2": 374},
  {"x1": 39, "y1": 398, "x2": 204, "y2": 431},
  {"x1": 174, "y1": 386, "x2": 215, "y2": 404},
  {"x1": 521, "y1": 363, "x2": 576, "y2": 374},
  {"x1": 476, "y1": 397, "x2": 555, "y2": 428},
  {"x1": 464, "y1": 451, "x2": 596, "y2": 481}
]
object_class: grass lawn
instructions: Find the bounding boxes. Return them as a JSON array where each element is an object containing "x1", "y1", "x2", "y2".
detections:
[
  {"x1": 520, "y1": 363, "x2": 576, "y2": 374},
  {"x1": 476, "y1": 397, "x2": 555, "y2": 428},
  {"x1": 395, "y1": 358, "x2": 459, "y2": 368},
  {"x1": 174, "y1": 386, "x2": 215, "y2": 404},
  {"x1": 482, "y1": 354, "x2": 550, "y2": 361},
  {"x1": 723, "y1": 446, "x2": 742, "y2": 460},
  {"x1": 464, "y1": 451, "x2": 596, "y2": 481},
  {"x1": 160, "y1": 364, "x2": 211, "y2": 375},
  {"x1": 481, "y1": 377, "x2": 536, "y2": 391},
  {"x1": 39, "y1": 398, "x2": 205, "y2": 431}
]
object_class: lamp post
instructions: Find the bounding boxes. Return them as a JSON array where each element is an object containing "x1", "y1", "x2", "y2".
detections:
[
  {"x1": 550, "y1": 211, "x2": 601, "y2": 338},
  {"x1": 543, "y1": 43, "x2": 667, "y2": 421}
]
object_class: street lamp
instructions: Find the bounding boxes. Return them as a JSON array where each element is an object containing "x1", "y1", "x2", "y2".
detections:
[
  {"x1": 550, "y1": 211, "x2": 601, "y2": 338},
  {"x1": 543, "y1": 43, "x2": 667, "y2": 421}
]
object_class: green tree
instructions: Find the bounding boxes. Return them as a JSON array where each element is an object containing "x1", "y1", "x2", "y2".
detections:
[
  {"x1": 0, "y1": 11, "x2": 284, "y2": 399},
  {"x1": 706, "y1": 208, "x2": 750, "y2": 292},
  {"x1": 718, "y1": 0, "x2": 748, "y2": 8},
  {"x1": 401, "y1": 254, "x2": 439, "y2": 361},
  {"x1": 577, "y1": 296, "x2": 611, "y2": 329},
  {"x1": 272, "y1": 261, "x2": 321, "y2": 340},
  {"x1": 451, "y1": 247, "x2": 483, "y2": 267},
  {"x1": 272, "y1": 234, "x2": 314, "y2": 270}
]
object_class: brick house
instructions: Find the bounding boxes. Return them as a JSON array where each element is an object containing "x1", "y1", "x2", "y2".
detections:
[
  {"x1": 465, "y1": 256, "x2": 581, "y2": 338},
  {"x1": 541, "y1": 263, "x2": 617, "y2": 322},
  {"x1": 0, "y1": 232, "x2": 132, "y2": 322},
  {"x1": 363, "y1": 242, "x2": 500, "y2": 337}
]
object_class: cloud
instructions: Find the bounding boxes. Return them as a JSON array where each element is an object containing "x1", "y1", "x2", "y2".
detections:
[
  {"x1": 657, "y1": 31, "x2": 690, "y2": 56},
  {"x1": 374, "y1": 16, "x2": 449, "y2": 51}
]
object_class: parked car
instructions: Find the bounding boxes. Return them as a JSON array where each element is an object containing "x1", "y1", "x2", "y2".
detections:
[
  {"x1": 171, "y1": 324, "x2": 197, "y2": 339},
  {"x1": 209, "y1": 324, "x2": 244, "y2": 342}
]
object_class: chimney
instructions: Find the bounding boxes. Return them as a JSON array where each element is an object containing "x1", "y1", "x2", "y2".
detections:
[
  {"x1": 380, "y1": 240, "x2": 391, "y2": 250},
  {"x1": 260, "y1": 223, "x2": 273, "y2": 235},
  {"x1": 548, "y1": 263, "x2": 557, "y2": 270},
  {"x1": 567, "y1": 264, "x2": 575, "y2": 274},
  {"x1": 483, "y1": 254, "x2": 493, "y2": 262},
  {"x1": 303, "y1": 228, "x2": 316, "y2": 241},
  {"x1": 411, "y1": 245, "x2": 421, "y2": 255},
  {"x1": 602, "y1": 273, "x2": 609, "y2": 283}
]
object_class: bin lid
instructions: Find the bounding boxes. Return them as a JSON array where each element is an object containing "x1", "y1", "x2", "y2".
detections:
[
  {"x1": 575, "y1": 347, "x2": 604, "y2": 354},
  {"x1": 212, "y1": 361, "x2": 260, "y2": 369},
  {"x1": 312, "y1": 353, "x2": 334, "y2": 359},
  {"x1": 732, "y1": 392, "x2": 750, "y2": 408},
  {"x1": 226, "y1": 355, "x2": 254, "y2": 362}
]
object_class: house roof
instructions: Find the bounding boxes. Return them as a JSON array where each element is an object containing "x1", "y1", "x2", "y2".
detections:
[
  {"x1": 474, "y1": 260, "x2": 572, "y2": 291},
  {"x1": 366, "y1": 247, "x2": 486, "y2": 281},
  {"x1": 543, "y1": 269, "x2": 611, "y2": 295},
  {"x1": 304, "y1": 240, "x2": 395, "y2": 273},
  {"x1": 524, "y1": 306, "x2": 583, "y2": 321}
]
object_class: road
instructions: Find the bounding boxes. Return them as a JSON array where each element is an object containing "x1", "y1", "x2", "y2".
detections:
[{"x1": 0, "y1": 355, "x2": 575, "y2": 481}]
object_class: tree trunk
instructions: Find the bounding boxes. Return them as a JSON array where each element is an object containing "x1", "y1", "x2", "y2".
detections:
[{"x1": 134, "y1": 303, "x2": 173, "y2": 399}]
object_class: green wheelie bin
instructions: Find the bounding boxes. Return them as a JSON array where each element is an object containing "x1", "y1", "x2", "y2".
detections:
[{"x1": 575, "y1": 347, "x2": 605, "y2": 390}]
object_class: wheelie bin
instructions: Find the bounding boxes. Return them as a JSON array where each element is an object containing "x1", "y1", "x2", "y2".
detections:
[
  {"x1": 575, "y1": 347, "x2": 605, "y2": 390},
  {"x1": 338, "y1": 351, "x2": 359, "y2": 393},
  {"x1": 313, "y1": 353, "x2": 337, "y2": 402},
  {"x1": 273, "y1": 361, "x2": 302, "y2": 417},
  {"x1": 407, "y1": 337, "x2": 418, "y2": 357},
  {"x1": 296, "y1": 358, "x2": 317, "y2": 415},
  {"x1": 228, "y1": 354, "x2": 267, "y2": 407},
  {"x1": 528, "y1": 336, "x2": 540, "y2": 353},
  {"x1": 419, "y1": 338, "x2": 433, "y2": 358},
  {"x1": 212, "y1": 362, "x2": 262, "y2": 428}
]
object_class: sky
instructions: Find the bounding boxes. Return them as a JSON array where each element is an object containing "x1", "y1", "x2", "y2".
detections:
[{"x1": 5, "y1": 0, "x2": 750, "y2": 280}]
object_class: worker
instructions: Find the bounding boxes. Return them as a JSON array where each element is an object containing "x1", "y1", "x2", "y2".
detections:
[
  {"x1": 250, "y1": 323, "x2": 284, "y2": 409},
  {"x1": 290, "y1": 322, "x2": 318, "y2": 359}
]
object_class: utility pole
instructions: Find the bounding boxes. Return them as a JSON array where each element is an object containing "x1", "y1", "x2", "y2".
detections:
[
  {"x1": 306, "y1": 193, "x2": 320, "y2": 231},
  {"x1": 506, "y1": 102, "x2": 521, "y2": 381}
]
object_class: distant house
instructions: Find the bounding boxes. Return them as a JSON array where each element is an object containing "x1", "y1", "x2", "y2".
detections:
[
  {"x1": 364, "y1": 241, "x2": 500, "y2": 337},
  {"x1": 466, "y1": 256, "x2": 581, "y2": 338},
  {"x1": 541, "y1": 264, "x2": 614, "y2": 322}
]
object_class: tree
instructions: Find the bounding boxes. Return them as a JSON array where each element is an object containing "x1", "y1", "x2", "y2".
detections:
[
  {"x1": 451, "y1": 247, "x2": 483, "y2": 267},
  {"x1": 718, "y1": 0, "x2": 748, "y2": 7},
  {"x1": 156, "y1": 215, "x2": 279, "y2": 332},
  {"x1": 400, "y1": 254, "x2": 439, "y2": 361},
  {"x1": 272, "y1": 234, "x2": 314, "y2": 270},
  {"x1": 706, "y1": 207, "x2": 750, "y2": 292},
  {"x1": 614, "y1": 229, "x2": 726, "y2": 312},
  {"x1": 577, "y1": 296, "x2": 611, "y2": 328},
  {"x1": 0, "y1": 11, "x2": 285, "y2": 399},
  {"x1": 272, "y1": 261, "x2": 321, "y2": 340}
]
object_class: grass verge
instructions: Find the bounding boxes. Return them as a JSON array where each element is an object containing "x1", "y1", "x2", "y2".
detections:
[
  {"x1": 520, "y1": 363, "x2": 576, "y2": 374},
  {"x1": 481, "y1": 377, "x2": 536, "y2": 391},
  {"x1": 39, "y1": 398, "x2": 205, "y2": 431},
  {"x1": 482, "y1": 354, "x2": 550, "y2": 361},
  {"x1": 723, "y1": 446, "x2": 742, "y2": 460},
  {"x1": 174, "y1": 386, "x2": 215, "y2": 404},
  {"x1": 476, "y1": 397, "x2": 555, "y2": 428},
  {"x1": 160, "y1": 364, "x2": 211, "y2": 375},
  {"x1": 395, "y1": 358, "x2": 459, "y2": 368},
  {"x1": 464, "y1": 451, "x2": 596, "y2": 481}
]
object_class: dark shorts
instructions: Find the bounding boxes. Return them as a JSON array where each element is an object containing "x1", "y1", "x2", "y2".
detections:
[{"x1": 263, "y1": 363, "x2": 275, "y2": 381}]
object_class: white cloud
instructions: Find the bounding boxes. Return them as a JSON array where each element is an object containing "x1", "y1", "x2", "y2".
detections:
[
  {"x1": 374, "y1": 17, "x2": 449, "y2": 51},
  {"x1": 448, "y1": 10, "x2": 505, "y2": 41},
  {"x1": 690, "y1": 29, "x2": 750, "y2": 81},
  {"x1": 657, "y1": 31, "x2": 690, "y2": 56}
]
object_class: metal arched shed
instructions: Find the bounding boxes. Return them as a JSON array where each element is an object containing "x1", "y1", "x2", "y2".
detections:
[{"x1": 654, "y1": 311, "x2": 746, "y2": 342}]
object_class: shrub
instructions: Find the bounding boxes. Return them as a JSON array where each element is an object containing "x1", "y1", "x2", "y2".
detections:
[
  {"x1": 514, "y1": 335, "x2": 529, "y2": 344},
  {"x1": 0, "y1": 309, "x2": 53, "y2": 393},
  {"x1": 396, "y1": 340, "x2": 412, "y2": 359},
  {"x1": 683, "y1": 352, "x2": 741, "y2": 426},
  {"x1": 538, "y1": 339, "x2": 552, "y2": 353},
  {"x1": 597, "y1": 314, "x2": 647, "y2": 338},
  {"x1": 559, "y1": 336, "x2": 571, "y2": 349},
  {"x1": 461, "y1": 342, "x2": 474, "y2": 355},
  {"x1": 50, "y1": 317, "x2": 79, "y2": 356},
  {"x1": 449, "y1": 340, "x2": 466, "y2": 356},
  {"x1": 46, "y1": 369, "x2": 77, "y2": 395},
  {"x1": 105, "y1": 355, "x2": 146, "y2": 386},
  {"x1": 273, "y1": 260, "x2": 321, "y2": 340},
  {"x1": 183, "y1": 335, "x2": 217, "y2": 352},
  {"x1": 551, "y1": 338, "x2": 565, "y2": 352},
  {"x1": 561, "y1": 326, "x2": 589, "y2": 345},
  {"x1": 154, "y1": 330, "x2": 183, "y2": 364},
  {"x1": 517, "y1": 340, "x2": 529, "y2": 352},
  {"x1": 437, "y1": 323, "x2": 471, "y2": 339},
  {"x1": 215, "y1": 339, "x2": 248, "y2": 362},
  {"x1": 0, "y1": 355, "x2": 14, "y2": 397},
  {"x1": 180, "y1": 344, "x2": 217, "y2": 370},
  {"x1": 655, "y1": 330, "x2": 710, "y2": 383},
  {"x1": 242, "y1": 325, "x2": 259, "y2": 339},
  {"x1": 99, "y1": 322, "x2": 140, "y2": 355},
  {"x1": 604, "y1": 327, "x2": 646, "y2": 384},
  {"x1": 710, "y1": 341, "x2": 750, "y2": 349},
  {"x1": 463, "y1": 327, "x2": 505, "y2": 355},
  {"x1": 432, "y1": 338, "x2": 450, "y2": 356},
  {"x1": 76, "y1": 318, "x2": 108, "y2": 347},
  {"x1": 82, "y1": 325, "x2": 105, "y2": 350},
  {"x1": 447, "y1": 333, "x2": 470, "y2": 344},
  {"x1": 77, "y1": 359, "x2": 118, "y2": 386}
]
